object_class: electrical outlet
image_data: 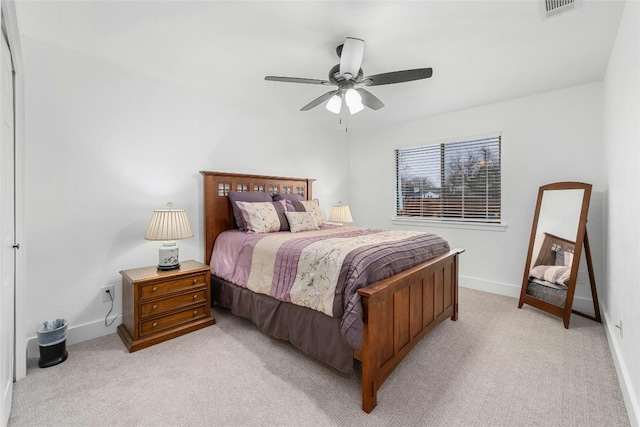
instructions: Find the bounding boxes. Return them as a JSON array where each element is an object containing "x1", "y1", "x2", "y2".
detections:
[
  {"x1": 619, "y1": 320, "x2": 623, "y2": 338},
  {"x1": 615, "y1": 319, "x2": 623, "y2": 338},
  {"x1": 101, "y1": 285, "x2": 115, "y2": 302}
]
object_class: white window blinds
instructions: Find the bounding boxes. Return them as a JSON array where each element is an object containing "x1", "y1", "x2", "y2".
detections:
[{"x1": 396, "y1": 136, "x2": 501, "y2": 223}]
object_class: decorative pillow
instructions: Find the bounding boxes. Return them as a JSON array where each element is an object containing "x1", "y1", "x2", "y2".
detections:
[
  {"x1": 280, "y1": 199, "x2": 295, "y2": 212},
  {"x1": 285, "y1": 211, "x2": 320, "y2": 233},
  {"x1": 290, "y1": 199, "x2": 324, "y2": 227},
  {"x1": 554, "y1": 250, "x2": 564, "y2": 266},
  {"x1": 555, "y1": 249, "x2": 574, "y2": 268},
  {"x1": 303, "y1": 199, "x2": 324, "y2": 227},
  {"x1": 529, "y1": 265, "x2": 571, "y2": 286},
  {"x1": 289, "y1": 200, "x2": 305, "y2": 212},
  {"x1": 271, "y1": 199, "x2": 290, "y2": 231},
  {"x1": 235, "y1": 200, "x2": 288, "y2": 233},
  {"x1": 563, "y1": 251, "x2": 574, "y2": 268},
  {"x1": 273, "y1": 193, "x2": 304, "y2": 202},
  {"x1": 557, "y1": 266, "x2": 571, "y2": 285},
  {"x1": 228, "y1": 191, "x2": 273, "y2": 231}
]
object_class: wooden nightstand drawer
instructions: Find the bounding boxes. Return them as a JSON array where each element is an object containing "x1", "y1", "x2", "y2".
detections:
[
  {"x1": 140, "y1": 273, "x2": 207, "y2": 299},
  {"x1": 140, "y1": 305, "x2": 207, "y2": 336},
  {"x1": 139, "y1": 289, "x2": 207, "y2": 318}
]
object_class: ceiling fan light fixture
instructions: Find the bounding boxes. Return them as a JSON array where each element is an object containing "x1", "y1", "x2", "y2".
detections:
[
  {"x1": 345, "y1": 88, "x2": 364, "y2": 114},
  {"x1": 339, "y1": 37, "x2": 365, "y2": 80},
  {"x1": 348, "y1": 102, "x2": 364, "y2": 115},
  {"x1": 345, "y1": 88, "x2": 361, "y2": 106},
  {"x1": 326, "y1": 94, "x2": 342, "y2": 114}
]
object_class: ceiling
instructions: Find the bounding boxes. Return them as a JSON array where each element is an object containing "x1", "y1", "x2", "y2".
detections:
[{"x1": 14, "y1": 1, "x2": 625, "y2": 131}]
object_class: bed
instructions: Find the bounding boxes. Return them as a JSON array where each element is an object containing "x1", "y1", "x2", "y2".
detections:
[{"x1": 200, "y1": 171, "x2": 464, "y2": 413}]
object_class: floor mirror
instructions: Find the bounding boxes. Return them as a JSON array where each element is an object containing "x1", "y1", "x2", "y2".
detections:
[{"x1": 518, "y1": 181, "x2": 601, "y2": 328}]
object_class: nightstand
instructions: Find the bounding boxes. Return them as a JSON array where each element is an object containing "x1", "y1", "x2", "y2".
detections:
[{"x1": 117, "y1": 260, "x2": 215, "y2": 352}]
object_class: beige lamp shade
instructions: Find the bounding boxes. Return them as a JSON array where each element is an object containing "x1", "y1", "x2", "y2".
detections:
[
  {"x1": 328, "y1": 205, "x2": 353, "y2": 224},
  {"x1": 145, "y1": 203, "x2": 193, "y2": 270},
  {"x1": 144, "y1": 208, "x2": 193, "y2": 241}
]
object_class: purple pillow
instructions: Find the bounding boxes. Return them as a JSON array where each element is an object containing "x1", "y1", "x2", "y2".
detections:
[
  {"x1": 273, "y1": 193, "x2": 304, "y2": 202},
  {"x1": 228, "y1": 191, "x2": 273, "y2": 231}
]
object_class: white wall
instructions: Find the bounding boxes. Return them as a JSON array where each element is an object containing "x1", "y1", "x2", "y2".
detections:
[
  {"x1": 22, "y1": 37, "x2": 349, "y2": 353},
  {"x1": 603, "y1": 1, "x2": 640, "y2": 424},
  {"x1": 348, "y1": 82, "x2": 605, "y2": 306}
]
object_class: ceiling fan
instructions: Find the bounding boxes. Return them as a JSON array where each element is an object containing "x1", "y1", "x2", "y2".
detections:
[{"x1": 265, "y1": 37, "x2": 433, "y2": 115}]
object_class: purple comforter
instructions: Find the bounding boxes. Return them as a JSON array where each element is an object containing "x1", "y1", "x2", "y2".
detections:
[{"x1": 211, "y1": 226, "x2": 450, "y2": 348}]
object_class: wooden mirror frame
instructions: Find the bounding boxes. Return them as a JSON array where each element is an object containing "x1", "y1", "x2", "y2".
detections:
[{"x1": 518, "y1": 181, "x2": 601, "y2": 328}]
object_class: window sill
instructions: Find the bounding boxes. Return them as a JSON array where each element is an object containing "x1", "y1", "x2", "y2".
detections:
[{"x1": 391, "y1": 216, "x2": 508, "y2": 232}]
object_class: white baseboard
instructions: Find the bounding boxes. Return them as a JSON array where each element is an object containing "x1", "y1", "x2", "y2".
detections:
[
  {"x1": 459, "y1": 275, "x2": 598, "y2": 314},
  {"x1": 26, "y1": 316, "x2": 122, "y2": 358},
  {"x1": 602, "y1": 311, "x2": 638, "y2": 427},
  {"x1": 460, "y1": 275, "x2": 521, "y2": 298}
]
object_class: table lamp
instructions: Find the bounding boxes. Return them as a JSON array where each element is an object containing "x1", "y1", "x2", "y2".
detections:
[
  {"x1": 144, "y1": 202, "x2": 193, "y2": 270},
  {"x1": 328, "y1": 204, "x2": 353, "y2": 225}
]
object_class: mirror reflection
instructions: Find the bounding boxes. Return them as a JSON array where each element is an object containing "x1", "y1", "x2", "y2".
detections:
[
  {"x1": 529, "y1": 189, "x2": 584, "y2": 270},
  {"x1": 526, "y1": 232, "x2": 575, "y2": 308}
]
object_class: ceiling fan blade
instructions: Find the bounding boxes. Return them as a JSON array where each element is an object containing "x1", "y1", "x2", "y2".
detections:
[
  {"x1": 339, "y1": 37, "x2": 365, "y2": 80},
  {"x1": 362, "y1": 68, "x2": 433, "y2": 86},
  {"x1": 355, "y1": 88, "x2": 384, "y2": 110},
  {"x1": 265, "y1": 76, "x2": 332, "y2": 85},
  {"x1": 300, "y1": 90, "x2": 340, "y2": 111}
]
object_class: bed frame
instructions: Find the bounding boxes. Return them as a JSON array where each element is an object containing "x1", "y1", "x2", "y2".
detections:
[{"x1": 200, "y1": 171, "x2": 463, "y2": 413}]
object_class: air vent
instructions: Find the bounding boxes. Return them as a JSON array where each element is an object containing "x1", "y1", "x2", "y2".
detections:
[{"x1": 545, "y1": 0, "x2": 575, "y2": 17}]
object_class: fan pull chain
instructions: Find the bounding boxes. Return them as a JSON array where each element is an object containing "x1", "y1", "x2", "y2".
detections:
[{"x1": 338, "y1": 117, "x2": 348, "y2": 132}]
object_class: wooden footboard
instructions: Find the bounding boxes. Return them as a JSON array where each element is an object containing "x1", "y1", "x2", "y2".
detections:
[{"x1": 356, "y1": 249, "x2": 463, "y2": 413}]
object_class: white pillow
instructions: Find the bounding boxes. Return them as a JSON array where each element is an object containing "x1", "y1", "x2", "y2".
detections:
[
  {"x1": 529, "y1": 265, "x2": 571, "y2": 287},
  {"x1": 285, "y1": 211, "x2": 319, "y2": 233}
]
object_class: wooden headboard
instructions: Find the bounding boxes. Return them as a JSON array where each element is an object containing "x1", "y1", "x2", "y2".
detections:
[
  {"x1": 200, "y1": 171, "x2": 314, "y2": 265},
  {"x1": 533, "y1": 232, "x2": 575, "y2": 267}
]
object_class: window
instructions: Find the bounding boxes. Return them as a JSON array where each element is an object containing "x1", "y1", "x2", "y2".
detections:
[{"x1": 396, "y1": 135, "x2": 501, "y2": 223}]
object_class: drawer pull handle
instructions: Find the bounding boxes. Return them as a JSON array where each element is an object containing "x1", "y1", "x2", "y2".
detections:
[
  {"x1": 152, "y1": 286, "x2": 157, "y2": 292},
  {"x1": 152, "y1": 304, "x2": 157, "y2": 310},
  {"x1": 152, "y1": 322, "x2": 157, "y2": 327},
  {"x1": 193, "y1": 294, "x2": 198, "y2": 300},
  {"x1": 192, "y1": 279, "x2": 198, "y2": 284},
  {"x1": 193, "y1": 310, "x2": 197, "y2": 315}
]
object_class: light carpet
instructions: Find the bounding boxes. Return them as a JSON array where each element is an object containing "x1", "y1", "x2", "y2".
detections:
[{"x1": 9, "y1": 288, "x2": 630, "y2": 426}]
